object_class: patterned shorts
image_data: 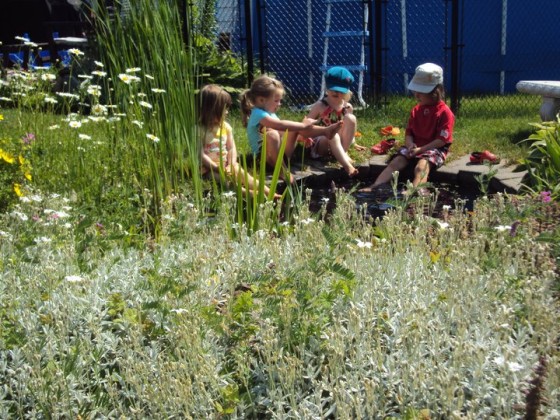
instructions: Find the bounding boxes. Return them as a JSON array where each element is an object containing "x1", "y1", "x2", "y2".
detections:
[{"x1": 393, "y1": 147, "x2": 448, "y2": 169}]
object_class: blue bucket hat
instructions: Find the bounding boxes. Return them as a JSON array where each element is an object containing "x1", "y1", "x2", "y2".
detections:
[{"x1": 325, "y1": 67, "x2": 354, "y2": 93}]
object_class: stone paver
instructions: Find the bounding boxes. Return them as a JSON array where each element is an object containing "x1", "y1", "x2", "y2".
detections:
[{"x1": 287, "y1": 153, "x2": 527, "y2": 193}]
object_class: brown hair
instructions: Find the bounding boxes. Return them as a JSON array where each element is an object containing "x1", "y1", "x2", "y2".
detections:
[
  {"x1": 431, "y1": 84, "x2": 445, "y2": 102},
  {"x1": 198, "y1": 84, "x2": 232, "y2": 129},
  {"x1": 239, "y1": 75, "x2": 284, "y2": 126}
]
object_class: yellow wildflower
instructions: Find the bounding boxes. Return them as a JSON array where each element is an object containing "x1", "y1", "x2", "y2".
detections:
[
  {"x1": 25, "y1": 172, "x2": 32, "y2": 181},
  {"x1": 0, "y1": 149, "x2": 15, "y2": 164},
  {"x1": 14, "y1": 184, "x2": 23, "y2": 197}
]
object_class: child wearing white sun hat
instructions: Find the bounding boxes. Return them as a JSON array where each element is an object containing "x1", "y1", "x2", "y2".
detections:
[{"x1": 360, "y1": 63, "x2": 455, "y2": 193}]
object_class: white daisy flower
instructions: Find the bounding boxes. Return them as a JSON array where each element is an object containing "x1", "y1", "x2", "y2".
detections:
[
  {"x1": 139, "y1": 101, "x2": 152, "y2": 109},
  {"x1": 146, "y1": 134, "x2": 160, "y2": 143},
  {"x1": 41, "y1": 73, "x2": 56, "y2": 81},
  {"x1": 118, "y1": 73, "x2": 141, "y2": 84},
  {"x1": 68, "y1": 48, "x2": 84, "y2": 56},
  {"x1": 132, "y1": 120, "x2": 144, "y2": 128},
  {"x1": 91, "y1": 70, "x2": 107, "y2": 77},
  {"x1": 126, "y1": 67, "x2": 141, "y2": 73},
  {"x1": 69, "y1": 120, "x2": 82, "y2": 128},
  {"x1": 87, "y1": 85, "x2": 102, "y2": 96},
  {"x1": 151, "y1": 88, "x2": 166, "y2": 93},
  {"x1": 91, "y1": 104, "x2": 108, "y2": 115},
  {"x1": 94, "y1": 60, "x2": 104, "y2": 67},
  {"x1": 494, "y1": 225, "x2": 511, "y2": 232},
  {"x1": 78, "y1": 134, "x2": 91, "y2": 140},
  {"x1": 56, "y1": 92, "x2": 80, "y2": 100},
  {"x1": 44, "y1": 96, "x2": 58, "y2": 104}
]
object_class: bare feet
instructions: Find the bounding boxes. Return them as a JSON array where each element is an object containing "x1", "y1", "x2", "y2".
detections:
[
  {"x1": 281, "y1": 167, "x2": 295, "y2": 185},
  {"x1": 346, "y1": 165, "x2": 359, "y2": 177},
  {"x1": 359, "y1": 183, "x2": 377, "y2": 193},
  {"x1": 324, "y1": 121, "x2": 343, "y2": 139}
]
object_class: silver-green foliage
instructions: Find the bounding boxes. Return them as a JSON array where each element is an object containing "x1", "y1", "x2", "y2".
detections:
[{"x1": 0, "y1": 189, "x2": 558, "y2": 417}]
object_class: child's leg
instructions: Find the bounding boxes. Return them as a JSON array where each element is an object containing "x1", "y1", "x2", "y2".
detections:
[
  {"x1": 327, "y1": 133, "x2": 358, "y2": 176},
  {"x1": 360, "y1": 155, "x2": 409, "y2": 192},
  {"x1": 412, "y1": 159, "x2": 432, "y2": 187},
  {"x1": 340, "y1": 113, "x2": 357, "y2": 151},
  {"x1": 231, "y1": 163, "x2": 282, "y2": 199},
  {"x1": 264, "y1": 128, "x2": 295, "y2": 184}
]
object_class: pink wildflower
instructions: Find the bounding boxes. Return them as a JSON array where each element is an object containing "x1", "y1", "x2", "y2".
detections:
[
  {"x1": 22, "y1": 133, "x2": 35, "y2": 144},
  {"x1": 540, "y1": 191, "x2": 552, "y2": 203}
]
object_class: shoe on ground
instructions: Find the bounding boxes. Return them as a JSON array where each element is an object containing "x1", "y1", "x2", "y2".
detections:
[
  {"x1": 470, "y1": 150, "x2": 500, "y2": 164},
  {"x1": 371, "y1": 138, "x2": 396, "y2": 155}
]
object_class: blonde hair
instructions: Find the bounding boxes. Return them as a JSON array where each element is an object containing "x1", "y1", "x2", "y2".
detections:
[
  {"x1": 239, "y1": 75, "x2": 284, "y2": 126},
  {"x1": 325, "y1": 89, "x2": 353, "y2": 102},
  {"x1": 198, "y1": 84, "x2": 232, "y2": 129}
]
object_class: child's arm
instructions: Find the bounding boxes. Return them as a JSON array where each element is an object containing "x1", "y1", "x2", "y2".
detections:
[
  {"x1": 226, "y1": 125, "x2": 237, "y2": 167},
  {"x1": 201, "y1": 149, "x2": 219, "y2": 171},
  {"x1": 409, "y1": 139, "x2": 446, "y2": 157},
  {"x1": 259, "y1": 115, "x2": 316, "y2": 132}
]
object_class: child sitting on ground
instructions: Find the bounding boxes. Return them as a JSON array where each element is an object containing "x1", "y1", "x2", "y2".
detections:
[
  {"x1": 239, "y1": 75, "x2": 342, "y2": 183},
  {"x1": 360, "y1": 63, "x2": 455, "y2": 193},
  {"x1": 300, "y1": 66, "x2": 365, "y2": 177},
  {"x1": 198, "y1": 84, "x2": 280, "y2": 199}
]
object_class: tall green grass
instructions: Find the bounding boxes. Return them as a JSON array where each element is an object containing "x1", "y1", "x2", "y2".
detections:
[{"x1": 90, "y1": 0, "x2": 201, "y2": 224}]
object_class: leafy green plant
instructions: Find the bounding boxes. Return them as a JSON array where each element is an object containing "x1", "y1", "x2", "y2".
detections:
[
  {"x1": 474, "y1": 162, "x2": 499, "y2": 196},
  {"x1": 520, "y1": 117, "x2": 560, "y2": 199}
]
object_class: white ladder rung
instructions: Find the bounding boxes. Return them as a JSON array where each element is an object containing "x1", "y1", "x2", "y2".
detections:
[{"x1": 323, "y1": 30, "x2": 369, "y2": 38}]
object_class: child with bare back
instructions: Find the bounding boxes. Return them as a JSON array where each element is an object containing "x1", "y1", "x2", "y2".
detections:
[
  {"x1": 300, "y1": 67, "x2": 365, "y2": 176},
  {"x1": 198, "y1": 84, "x2": 280, "y2": 199},
  {"x1": 240, "y1": 75, "x2": 342, "y2": 183}
]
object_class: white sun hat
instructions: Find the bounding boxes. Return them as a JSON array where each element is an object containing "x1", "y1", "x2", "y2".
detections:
[{"x1": 407, "y1": 63, "x2": 444, "y2": 93}]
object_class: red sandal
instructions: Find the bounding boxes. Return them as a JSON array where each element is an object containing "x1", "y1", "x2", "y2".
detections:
[
  {"x1": 470, "y1": 150, "x2": 500, "y2": 164},
  {"x1": 371, "y1": 138, "x2": 396, "y2": 155}
]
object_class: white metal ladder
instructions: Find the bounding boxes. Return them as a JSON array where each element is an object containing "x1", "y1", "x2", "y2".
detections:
[{"x1": 320, "y1": 0, "x2": 369, "y2": 106}]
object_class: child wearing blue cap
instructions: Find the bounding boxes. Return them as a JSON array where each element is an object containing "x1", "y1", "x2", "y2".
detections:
[{"x1": 300, "y1": 66, "x2": 365, "y2": 177}]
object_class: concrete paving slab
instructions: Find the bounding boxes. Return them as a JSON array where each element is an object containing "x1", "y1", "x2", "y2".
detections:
[{"x1": 274, "y1": 153, "x2": 527, "y2": 194}]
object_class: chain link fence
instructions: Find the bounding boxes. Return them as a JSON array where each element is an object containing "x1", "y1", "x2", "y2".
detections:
[
  {"x1": 261, "y1": 0, "x2": 369, "y2": 107},
  {"x1": 209, "y1": 0, "x2": 559, "y2": 117}
]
